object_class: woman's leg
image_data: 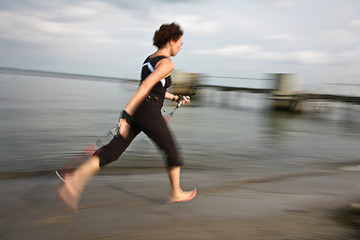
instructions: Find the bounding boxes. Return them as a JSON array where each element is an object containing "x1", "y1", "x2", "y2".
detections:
[
  {"x1": 168, "y1": 166, "x2": 197, "y2": 202},
  {"x1": 57, "y1": 155, "x2": 100, "y2": 211},
  {"x1": 58, "y1": 130, "x2": 138, "y2": 211},
  {"x1": 136, "y1": 109, "x2": 196, "y2": 202}
]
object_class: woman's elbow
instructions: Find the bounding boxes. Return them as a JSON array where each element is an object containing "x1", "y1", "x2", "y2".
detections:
[{"x1": 138, "y1": 82, "x2": 152, "y2": 95}]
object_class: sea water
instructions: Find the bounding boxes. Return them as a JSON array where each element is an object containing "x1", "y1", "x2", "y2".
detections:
[{"x1": 0, "y1": 69, "x2": 359, "y2": 178}]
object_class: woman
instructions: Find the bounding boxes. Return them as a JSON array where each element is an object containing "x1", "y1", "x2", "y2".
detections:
[{"x1": 57, "y1": 23, "x2": 197, "y2": 211}]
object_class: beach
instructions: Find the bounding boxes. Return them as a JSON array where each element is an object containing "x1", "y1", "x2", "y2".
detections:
[
  {"x1": 1, "y1": 168, "x2": 360, "y2": 239},
  {"x1": 1, "y1": 69, "x2": 360, "y2": 239}
]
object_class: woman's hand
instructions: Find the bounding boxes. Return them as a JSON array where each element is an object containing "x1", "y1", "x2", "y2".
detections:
[
  {"x1": 179, "y1": 95, "x2": 190, "y2": 105},
  {"x1": 118, "y1": 118, "x2": 131, "y2": 139},
  {"x1": 118, "y1": 110, "x2": 133, "y2": 139},
  {"x1": 166, "y1": 92, "x2": 191, "y2": 105}
]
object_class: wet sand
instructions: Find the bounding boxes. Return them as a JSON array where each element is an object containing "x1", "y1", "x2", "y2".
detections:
[{"x1": 1, "y1": 168, "x2": 360, "y2": 240}]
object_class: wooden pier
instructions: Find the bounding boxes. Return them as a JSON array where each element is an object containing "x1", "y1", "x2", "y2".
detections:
[
  {"x1": 192, "y1": 74, "x2": 360, "y2": 112},
  {"x1": 193, "y1": 83, "x2": 360, "y2": 113}
]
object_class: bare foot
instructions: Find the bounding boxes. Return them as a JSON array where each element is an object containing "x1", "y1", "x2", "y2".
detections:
[
  {"x1": 57, "y1": 175, "x2": 81, "y2": 211},
  {"x1": 169, "y1": 188, "x2": 197, "y2": 203}
]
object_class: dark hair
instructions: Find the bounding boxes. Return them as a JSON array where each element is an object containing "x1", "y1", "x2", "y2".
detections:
[{"x1": 153, "y1": 22, "x2": 183, "y2": 49}]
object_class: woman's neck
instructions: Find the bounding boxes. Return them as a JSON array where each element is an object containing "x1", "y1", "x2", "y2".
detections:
[{"x1": 152, "y1": 46, "x2": 171, "y2": 58}]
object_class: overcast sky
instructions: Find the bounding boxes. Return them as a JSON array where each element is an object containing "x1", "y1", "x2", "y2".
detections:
[{"x1": 1, "y1": 0, "x2": 360, "y2": 88}]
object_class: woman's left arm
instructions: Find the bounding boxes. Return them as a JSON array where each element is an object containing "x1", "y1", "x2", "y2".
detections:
[
  {"x1": 165, "y1": 92, "x2": 177, "y2": 101},
  {"x1": 165, "y1": 92, "x2": 191, "y2": 104}
]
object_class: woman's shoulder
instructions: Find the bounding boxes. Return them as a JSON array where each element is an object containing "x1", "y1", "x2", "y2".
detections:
[
  {"x1": 148, "y1": 55, "x2": 170, "y2": 62},
  {"x1": 156, "y1": 57, "x2": 173, "y2": 69},
  {"x1": 148, "y1": 55, "x2": 173, "y2": 68}
]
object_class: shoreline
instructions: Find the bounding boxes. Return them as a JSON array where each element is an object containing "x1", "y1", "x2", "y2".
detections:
[{"x1": 1, "y1": 168, "x2": 360, "y2": 239}]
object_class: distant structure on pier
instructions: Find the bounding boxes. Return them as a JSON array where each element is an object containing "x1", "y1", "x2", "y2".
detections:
[
  {"x1": 271, "y1": 73, "x2": 360, "y2": 113},
  {"x1": 271, "y1": 73, "x2": 303, "y2": 112},
  {"x1": 165, "y1": 69, "x2": 360, "y2": 113},
  {"x1": 169, "y1": 70, "x2": 200, "y2": 96}
]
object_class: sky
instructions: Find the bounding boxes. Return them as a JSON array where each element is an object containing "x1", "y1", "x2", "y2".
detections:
[{"x1": 1, "y1": 0, "x2": 360, "y2": 89}]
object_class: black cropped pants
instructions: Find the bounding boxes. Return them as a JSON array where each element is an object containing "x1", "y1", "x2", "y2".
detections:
[{"x1": 96, "y1": 97, "x2": 183, "y2": 168}]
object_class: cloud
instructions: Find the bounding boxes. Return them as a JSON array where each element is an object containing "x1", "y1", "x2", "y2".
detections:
[
  {"x1": 272, "y1": 0, "x2": 297, "y2": 8},
  {"x1": 194, "y1": 44, "x2": 332, "y2": 65},
  {"x1": 0, "y1": 0, "x2": 218, "y2": 51},
  {"x1": 0, "y1": 1, "x2": 150, "y2": 53},
  {"x1": 290, "y1": 50, "x2": 331, "y2": 64},
  {"x1": 349, "y1": 19, "x2": 360, "y2": 28},
  {"x1": 196, "y1": 44, "x2": 261, "y2": 57},
  {"x1": 1, "y1": 0, "x2": 360, "y2": 85},
  {"x1": 0, "y1": 10, "x2": 74, "y2": 42},
  {"x1": 340, "y1": 48, "x2": 360, "y2": 62},
  {"x1": 264, "y1": 34, "x2": 294, "y2": 42},
  {"x1": 150, "y1": 13, "x2": 223, "y2": 36},
  {"x1": 321, "y1": 29, "x2": 359, "y2": 44}
]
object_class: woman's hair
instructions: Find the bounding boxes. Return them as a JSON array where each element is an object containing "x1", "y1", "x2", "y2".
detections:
[{"x1": 153, "y1": 22, "x2": 183, "y2": 49}]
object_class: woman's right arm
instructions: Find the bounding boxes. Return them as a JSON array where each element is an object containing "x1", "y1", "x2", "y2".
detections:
[{"x1": 118, "y1": 58, "x2": 174, "y2": 138}]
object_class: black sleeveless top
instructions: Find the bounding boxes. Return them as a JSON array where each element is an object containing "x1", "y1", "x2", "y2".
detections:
[{"x1": 140, "y1": 56, "x2": 172, "y2": 103}]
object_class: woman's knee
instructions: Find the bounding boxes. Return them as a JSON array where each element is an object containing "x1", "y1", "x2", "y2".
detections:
[{"x1": 166, "y1": 150, "x2": 183, "y2": 167}]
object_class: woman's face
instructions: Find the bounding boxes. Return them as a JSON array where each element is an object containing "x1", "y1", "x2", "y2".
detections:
[{"x1": 170, "y1": 36, "x2": 183, "y2": 56}]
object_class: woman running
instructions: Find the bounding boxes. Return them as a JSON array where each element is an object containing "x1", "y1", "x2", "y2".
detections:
[{"x1": 57, "y1": 22, "x2": 197, "y2": 211}]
